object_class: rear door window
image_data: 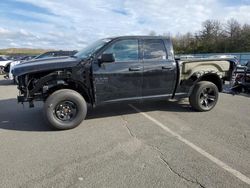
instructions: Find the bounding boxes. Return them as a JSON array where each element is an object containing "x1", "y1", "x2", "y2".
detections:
[{"x1": 143, "y1": 39, "x2": 167, "y2": 61}]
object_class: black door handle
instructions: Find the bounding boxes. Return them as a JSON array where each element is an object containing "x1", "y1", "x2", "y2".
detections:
[
  {"x1": 162, "y1": 66, "x2": 173, "y2": 70},
  {"x1": 129, "y1": 67, "x2": 142, "y2": 71}
]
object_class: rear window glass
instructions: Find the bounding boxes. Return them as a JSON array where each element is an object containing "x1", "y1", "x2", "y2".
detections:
[{"x1": 143, "y1": 39, "x2": 167, "y2": 61}]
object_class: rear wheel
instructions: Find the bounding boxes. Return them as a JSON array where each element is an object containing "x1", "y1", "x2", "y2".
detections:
[
  {"x1": 44, "y1": 89, "x2": 87, "y2": 130},
  {"x1": 189, "y1": 81, "x2": 219, "y2": 112}
]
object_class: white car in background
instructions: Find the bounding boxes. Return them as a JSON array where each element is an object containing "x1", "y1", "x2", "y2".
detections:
[
  {"x1": 6, "y1": 56, "x2": 35, "y2": 81},
  {"x1": 7, "y1": 50, "x2": 77, "y2": 81},
  {"x1": 0, "y1": 56, "x2": 11, "y2": 75},
  {"x1": 8, "y1": 60, "x2": 21, "y2": 80}
]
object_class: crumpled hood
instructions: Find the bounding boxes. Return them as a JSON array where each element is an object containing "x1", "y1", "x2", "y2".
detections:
[{"x1": 12, "y1": 56, "x2": 81, "y2": 77}]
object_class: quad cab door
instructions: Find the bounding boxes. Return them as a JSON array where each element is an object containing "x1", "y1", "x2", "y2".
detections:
[
  {"x1": 142, "y1": 39, "x2": 176, "y2": 97},
  {"x1": 92, "y1": 39, "x2": 143, "y2": 103}
]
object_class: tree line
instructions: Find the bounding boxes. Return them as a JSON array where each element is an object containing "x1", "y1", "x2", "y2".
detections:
[{"x1": 162, "y1": 19, "x2": 250, "y2": 54}]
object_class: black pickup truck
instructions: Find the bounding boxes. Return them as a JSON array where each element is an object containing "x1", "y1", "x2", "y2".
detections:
[{"x1": 13, "y1": 36, "x2": 236, "y2": 130}]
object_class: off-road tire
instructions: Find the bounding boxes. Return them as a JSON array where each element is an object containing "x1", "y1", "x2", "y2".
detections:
[
  {"x1": 189, "y1": 81, "x2": 219, "y2": 112},
  {"x1": 44, "y1": 89, "x2": 87, "y2": 130}
]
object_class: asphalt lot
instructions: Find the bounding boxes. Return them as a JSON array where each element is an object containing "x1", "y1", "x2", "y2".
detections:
[{"x1": 0, "y1": 75, "x2": 249, "y2": 188}]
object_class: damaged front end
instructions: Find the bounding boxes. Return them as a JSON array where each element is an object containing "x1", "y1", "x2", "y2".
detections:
[
  {"x1": 15, "y1": 63, "x2": 94, "y2": 108},
  {"x1": 16, "y1": 71, "x2": 72, "y2": 107},
  {"x1": 12, "y1": 56, "x2": 94, "y2": 108}
]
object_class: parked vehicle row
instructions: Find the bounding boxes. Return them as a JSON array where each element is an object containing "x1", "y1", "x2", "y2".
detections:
[
  {"x1": 0, "y1": 56, "x2": 12, "y2": 75},
  {"x1": 1, "y1": 50, "x2": 77, "y2": 82},
  {"x1": 12, "y1": 36, "x2": 237, "y2": 130},
  {"x1": 4, "y1": 56, "x2": 36, "y2": 81},
  {"x1": 232, "y1": 61, "x2": 250, "y2": 93}
]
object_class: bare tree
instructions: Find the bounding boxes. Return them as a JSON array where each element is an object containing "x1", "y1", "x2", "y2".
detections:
[
  {"x1": 226, "y1": 19, "x2": 241, "y2": 38},
  {"x1": 198, "y1": 20, "x2": 225, "y2": 52},
  {"x1": 241, "y1": 24, "x2": 250, "y2": 51},
  {"x1": 161, "y1": 19, "x2": 250, "y2": 54}
]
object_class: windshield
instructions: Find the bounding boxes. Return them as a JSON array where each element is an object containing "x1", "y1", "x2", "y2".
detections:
[
  {"x1": 35, "y1": 52, "x2": 55, "y2": 59},
  {"x1": 75, "y1": 38, "x2": 111, "y2": 58}
]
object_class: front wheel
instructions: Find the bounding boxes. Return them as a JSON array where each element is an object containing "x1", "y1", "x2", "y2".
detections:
[
  {"x1": 189, "y1": 81, "x2": 219, "y2": 112},
  {"x1": 44, "y1": 89, "x2": 87, "y2": 130}
]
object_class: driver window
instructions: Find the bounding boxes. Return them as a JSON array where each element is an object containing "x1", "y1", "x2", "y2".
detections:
[{"x1": 103, "y1": 39, "x2": 139, "y2": 62}]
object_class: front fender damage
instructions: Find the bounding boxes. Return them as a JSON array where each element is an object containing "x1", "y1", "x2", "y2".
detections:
[{"x1": 17, "y1": 64, "x2": 93, "y2": 107}]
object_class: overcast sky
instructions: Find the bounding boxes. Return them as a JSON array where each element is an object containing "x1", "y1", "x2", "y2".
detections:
[{"x1": 0, "y1": 0, "x2": 250, "y2": 50}]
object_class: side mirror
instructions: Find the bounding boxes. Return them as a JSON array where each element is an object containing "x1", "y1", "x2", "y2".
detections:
[{"x1": 100, "y1": 53, "x2": 115, "y2": 63}]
